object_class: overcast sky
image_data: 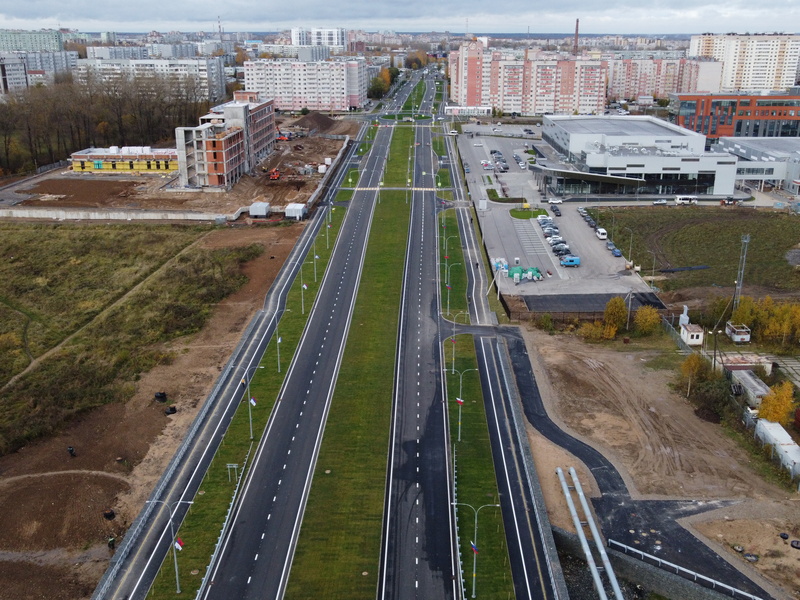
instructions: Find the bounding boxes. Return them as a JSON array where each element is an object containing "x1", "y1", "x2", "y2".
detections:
[{"x1": 2, "y1": 2, "x2": 799, "y2": 36}]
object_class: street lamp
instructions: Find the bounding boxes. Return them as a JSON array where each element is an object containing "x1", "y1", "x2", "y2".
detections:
[
  {"x1": 146, "y1": 499, "x2": 194, "y2": 594},
  {"x1": 277, "y1": 308, "x2": 291, "y2": 373},
  {"x1": 623, "y1": 227, "x2": 634, "y2": 264},
  {"x1": 238, "y1": 364, "x2": 265, "y2": 440},
  {"x1": 452, "y1": 502, "x2": 501, "y2": 598},
  {"x1": 448, "y1": 366, "x2": 477, "y2": 441},
  {"x1": 647, "y1": 250, "x2": 656, "y2": 289}
]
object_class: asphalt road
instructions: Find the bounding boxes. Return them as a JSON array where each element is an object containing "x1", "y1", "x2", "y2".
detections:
[
  {"x1": 199, "y1": 126, "x2": 391, "y2": 599},
  {"x1": 378, "y1": 75, "x2": 459, "y2": 600}
]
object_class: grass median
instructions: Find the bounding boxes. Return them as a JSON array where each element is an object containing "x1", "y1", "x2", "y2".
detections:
[
  {"x1": 439, "y1": 209, "x2": 470, "y2": 319},
  {"x1": 147, "y1": 207, "x2": 347, "y2": 599},
  {"x1": 286, "y1": 189, "x2": 411, "y2": 599}
]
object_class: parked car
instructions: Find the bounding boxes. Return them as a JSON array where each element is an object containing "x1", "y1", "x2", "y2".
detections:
[
  {"x1": 577, "y1": 207, "x2": 587, "y2": 215},
  {"x1": 473, "y1": 142, "x2": 483, "y2": 147},
  {"x1": 552, "y1": 206, "x2": 561, "y2": 216},
  {"x1": 586, "y1": 219, "x2": 596, "y2": 228},
  {"x1": 612, "y1": 248, "x2": 622, "y2": 257},
  {"x1": 547, "y1": 236, "x2": 565, "y2": 245},
  {"x1": 606, "y1": 241, "x2": 616, "y2": 251},
  {"x1": 464, "y1": 165, "x2": 470, "y2": 173},
  {"x1": 548, "y1": 198, "x2": 563, "y2": 204},
  {"x1": 652, "y1": 199, "x2": 667, "y2": 205}
]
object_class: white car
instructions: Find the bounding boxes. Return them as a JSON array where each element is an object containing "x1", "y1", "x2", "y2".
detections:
[
  {"x1": 548, "y1": 198, "x2": 563, "y2": 204},
  {"x1": 473, "y1": 142, "x2": 483, "y2": 147}
]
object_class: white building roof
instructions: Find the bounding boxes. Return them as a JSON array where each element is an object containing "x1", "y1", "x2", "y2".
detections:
[{"x1": 548, "y1": 115, "x2": 697, "y2": 138}]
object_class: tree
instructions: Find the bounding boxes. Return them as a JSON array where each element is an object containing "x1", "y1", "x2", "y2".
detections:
[
  {"x1": 367, "y1": 76, "x2": 388, "y2": 99},
  {"x1": 604, "y1": 296, "x2": 627, "y2": 332},
  {"x1": 300, "y1": 107, "x2": 310, "y2": 115},
  {"x1": 758, "y1": 381, "x2": 795, "y2": 425},
  {"x1": 634, "y1": 305, "x2": 661, "y2": 335},
  {"x1": 681, "y1": 353, "x2": 711, "y2": 398}
]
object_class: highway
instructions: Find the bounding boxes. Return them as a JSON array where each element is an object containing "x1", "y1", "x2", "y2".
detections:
[
  {"x1": 378, "y1": 77, "x2": 459, "y2": 599},
  {"x1": 198, "y1": 122, "x2": 393, "y2": 599}
]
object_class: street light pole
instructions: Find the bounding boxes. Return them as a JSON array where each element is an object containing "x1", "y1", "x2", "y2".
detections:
[
  {"x1": 445, "y1": 262, "x2": 461, "y2": 315},
  {"x1": 647, "y1": 250, "x2": 656, "y2": 289},
  {"x1": 146, "y1": 500, "x2": 193, "y2": 594},
  {"x1": 624, "y1": 227, "x2": 633, "y2": 264},
  {"x1": 448, "y1": 366, "x2": 477, "y2": 442},
  {"x1": 240, "y1": 365, "x2": 265, "y2": 440},
  {"x1": 453, "y1": 502, "x2": 501, "y2": 599}
]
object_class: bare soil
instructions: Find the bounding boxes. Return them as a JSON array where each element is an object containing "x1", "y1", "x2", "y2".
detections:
[
  {"x1": 0, "y1": 224, "x2": 302, "y2": 600},
  {"x1": 521, "y1": 326, "x2": 800, "y2": 599}
]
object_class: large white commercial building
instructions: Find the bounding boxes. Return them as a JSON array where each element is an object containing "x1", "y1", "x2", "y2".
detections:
[
  {"x1": 689, "y1": 33, "x2": 800, "y2": 92},
  {"x1": 75, "y1": 57, "x2": 226, "y2": 101},
  {"x1": 538, "y1": 115, "x2": 737, "y2": 197},
  {"x1": 449, "y1": 38, "x2": 607, "y2": 116},
  {"x1": 244, "y1": 58, "x2": 367, "y2": 111},
  {"x1": 718, "y1": 137, "x2": 800, "y2": 195}
]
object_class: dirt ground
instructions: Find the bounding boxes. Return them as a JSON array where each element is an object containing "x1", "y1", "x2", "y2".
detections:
[
  {"x1": 521, "y1": 326, "x2": 800, "y2": 599},
  {"x1": 0, "y1": 224, "x2": 302, "y2": 600},
  {"x1": 13, "y1": 120, "x2": 359, "y2": 215}
]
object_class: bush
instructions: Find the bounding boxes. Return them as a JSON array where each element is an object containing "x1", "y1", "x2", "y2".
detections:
[
  {"x1": 634, "y1": 305, "x2": 661, "y2": 335},
  {"x1": 536, "y1": 313, "x2": 554, "y2": 332},
  {"x1": 578, "y1": 320, "x2": 605, "y2": 342}
]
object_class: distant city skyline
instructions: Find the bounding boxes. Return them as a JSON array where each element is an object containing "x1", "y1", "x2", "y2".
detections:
[{"x1": 1, "y1": 2, "x2": 799, "y2": 37}]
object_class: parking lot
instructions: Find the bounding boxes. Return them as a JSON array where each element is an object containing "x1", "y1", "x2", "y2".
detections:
[{"x1": 456, "y1": 131, "x2": 657, "y2": 302}]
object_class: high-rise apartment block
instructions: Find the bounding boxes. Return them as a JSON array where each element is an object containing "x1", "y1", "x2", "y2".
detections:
[
  {"x1": 87, "y1": 46, "x2": 149, "y2": 60},
  {"x1": 689, "y1": 33, "x2": 800, "y2": 92},
  {"x1": 176, "y1": 91, "x2": 275, "y2": 189},
  {"x1": 74, "y1": 57, "x2": 226, "y2": 102},
  {"x1": 0, "y1": 55, "x2": 29, "y2": 95},
  {"x1": 290, "y1": 28, "x2": 347, "y2": 49},
  {"x1": 0, "y1": 29, "x2": 64, "y2": 52},
  {"x1": 449, "y1": 39, "x2": 606, "y2": 116},
  {"x1": 244, "y1": 59, "x2": 367, "y2": 111},
  {"x1": 606, "y1": 58, "x2": 722, "y2": 100}
]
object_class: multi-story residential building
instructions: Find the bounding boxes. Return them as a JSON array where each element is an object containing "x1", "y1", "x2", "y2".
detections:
[
  {"x1": 175, "y1": 91, "x2": 275, "y2": 189},
  {"x1": 146, "y1": 44, "x2": 197, "y2": 59},
  {"x1": 290, "y1": 28, "x2": 309, "y2": 46},
  {"x1": 668, "y1": 91, "x2": 800, "y2": 143},
  {"x1": 257, "y1": 44, "x2": 330, "y2": 61},
  {"x1": 606, "y1": 58, "x2": 722, "y2": 101},
  {"x1": 244, "y1": 58, "x2": 367, "y2": 111},
  {"x1": 290, "y1": 28, "x2": 347, "y2": 50},
  {"x1": 449, "y1": 39, "x2": 606, "y2": 116},
  {"x1": 689, "y1": 33, "x2": 800, "y2": 92},
  {"x1": 0, "y1": 55, "x2": 28, "y2": 95},
  {"x1": 87, "y1": 46, "x2": 149, "y2": 60},
  {"x1": 100, "y1": 32, "x2": 117, "y2": 45},
  {"x1": 74, "y1": 57, "x2": 226, "y2": 101},
  {"x1": 0, "y1": 29, "x2": 63, "y2": 52},
  {"x1": 1, "y1": 50, "x2": 78, "y2": 80}
]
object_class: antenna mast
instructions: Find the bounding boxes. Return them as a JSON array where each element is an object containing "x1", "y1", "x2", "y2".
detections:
[{"x1": 574, "y1": 19, "x2": 579, "y2": 55}]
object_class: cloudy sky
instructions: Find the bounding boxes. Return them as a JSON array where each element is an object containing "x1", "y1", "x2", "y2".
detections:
[{"x1": 2, "y1": 1, "x2": 799, "y2": 35}]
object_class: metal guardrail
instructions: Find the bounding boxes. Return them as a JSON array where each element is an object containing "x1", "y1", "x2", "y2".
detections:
[
  {"x1": 608, "y1": 539, "x2": 765, "y2": 600},
  {"x1": 91, "y1": 310, "x2": 265, "y2": 600}
]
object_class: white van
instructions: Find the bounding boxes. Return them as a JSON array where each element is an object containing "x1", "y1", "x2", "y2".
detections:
[{"x1": 595, "y1": 228, "x2": 608, "y2": 240}]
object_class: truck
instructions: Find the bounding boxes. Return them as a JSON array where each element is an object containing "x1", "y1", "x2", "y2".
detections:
[{"x1": 560, "y1": 255, "x2": 581, "y2": 267}]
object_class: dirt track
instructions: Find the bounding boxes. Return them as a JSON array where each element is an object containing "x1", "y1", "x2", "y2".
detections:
[{"x1": 522, "y1": 327, "x2": 799, "y2": 598}]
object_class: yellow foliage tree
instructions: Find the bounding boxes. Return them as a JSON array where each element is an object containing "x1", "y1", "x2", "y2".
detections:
[
  {"x1": 758, "y1": 381, "x2": 795, "y2": 425},
  {"x1": 603, "y1": 296, "x2": 627, "y2": 332},
  {"x1": 681, "y1": 353, "x2": 710, "y2": 397},
  {"x1": 633, "y1": 305, "x2": 661, "y2": 335}
]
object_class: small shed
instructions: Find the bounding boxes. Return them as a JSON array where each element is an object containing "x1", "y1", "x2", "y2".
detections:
[
  {"x1": 680, "y1": 323, "x2": 704, "y2": 347},
  {"x1": 726, "y1": 321, "x2": 751, "y2": 343},
  {"x1": 285, "y1": 203, "x2": 307, "y2": 221},
  {"x1": 249, "y1": 201, "x2": 271, "y2": 218},
  {"x1": 754, "y1": 420, "x2": 800, "y2": 480},
  {"x1": 730, "y1": 369, "x2": 771, "y2": 409}
]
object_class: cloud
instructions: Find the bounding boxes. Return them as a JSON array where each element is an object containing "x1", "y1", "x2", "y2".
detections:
[{"x1": 1, "y1": 0, "x2": 799, "y2": 34}]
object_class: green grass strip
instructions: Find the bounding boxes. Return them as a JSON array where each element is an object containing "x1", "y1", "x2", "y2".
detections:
[
  {"x1": 286, "y1": 189, "x2": 411, "y2": 599},
  {"x1": 446, "y1": 336, "x2": 514, "y2": 598},
  {"x1": 439, "y1": 209, "x2": 469, "y2": 319},
  {"x1": 147, "y1": 207, "x2": 347, "y2": 599},
  {"x1": 433, "y1": 136, "x2": 446, "y2": 157},
  {"x1": 383, "y1": 125, "x2": 416, "y2": 187}
]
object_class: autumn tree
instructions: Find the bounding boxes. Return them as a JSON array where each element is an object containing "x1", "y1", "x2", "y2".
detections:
[
  {"x1": 367, "y1": 76, "x2": 388, "y2": 99},
  {"x1": 680, "y1": 353, "x2": 711, "y2": 399},
  {"x1": 634, "y1": 305, "x2": 661, "y2": 335},
  {"x1": 604, "y1": 296, "x2": 627, "y2": 332},
  {"x1": 759, "y1": 381, "x2": 796, "y2": 425}
]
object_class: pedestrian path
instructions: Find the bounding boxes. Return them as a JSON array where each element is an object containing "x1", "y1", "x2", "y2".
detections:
[{"x1": 511, "y1": 218, "x2": 548, "y2": 261}]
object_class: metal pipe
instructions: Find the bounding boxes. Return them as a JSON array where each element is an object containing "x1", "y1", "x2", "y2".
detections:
[
  {"x1": 569, "y1": 467, "x2": 624, "y2": 600},
  {"x1": 556, "y1": 467, "x2": 607, "y2": 600}
]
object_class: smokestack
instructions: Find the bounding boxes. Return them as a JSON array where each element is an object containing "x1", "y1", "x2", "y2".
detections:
[{"x1": 574, "y1": 19, "x2": 579, "y2": 55}]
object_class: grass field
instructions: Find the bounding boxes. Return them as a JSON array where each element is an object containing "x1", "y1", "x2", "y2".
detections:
[
  {"x1": 383, "y1": 125, "x2": 415, "y2": 187},
  {"x1": 588, "y1": 207, "x2": 800, "y2": 291},
  {"x1": 149, "y1": 208, "x2": 347, "y2": 598},
  {"x1": 439, "y1": 209, "x2": 469, "y2": 319},
  {"x1": 446, "y1": 337, "x2": 514, "y2": 598},
  {"x1": 285, "y1": 189, "x2": 411, "y2": 599}
]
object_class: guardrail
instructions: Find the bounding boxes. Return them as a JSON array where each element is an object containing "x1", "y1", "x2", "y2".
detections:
[{"x1": 608, "y1": 539, "x2": 765, "y2": 600}]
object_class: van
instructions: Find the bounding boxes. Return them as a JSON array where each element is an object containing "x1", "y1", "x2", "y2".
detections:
[
  {"x1": 595, "y1": 228, "x2": 608, "y2": 240},
  {"x1": 560, "y1": 255, "x2": 580, "y2": 267}
]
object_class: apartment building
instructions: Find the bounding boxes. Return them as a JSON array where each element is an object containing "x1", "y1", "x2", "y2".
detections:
[
  {"x1": 0, "y1": 55, "x2": 28, "y2": 95},
  {"x1": 87, "y1": 46, "x2": 149, "y2": 60},
  {"x1": 258, "y1": 44, "x2": 331, "y2": 62},
  {"x1": 74, "y1": 57, "x2": 226, "y2": 101},
  {"x1": 606, "y1": 58, "x2": 722, "y2": 100},
  {"x1": 146, "y1": 44, "x2": 197, "y2": 59},
  {"x1": 689, "y1": 33, "x2": 800, "y2": 92},
  {"x1": 176, "y1": 91, "x2": 275, "y2": 189},
  {"x1": 669, "y1": 91, "x2": 800, "y2": 142},
  {"x1": 0, "y1": 29, "x2": 63, "y2": 52},
  {"x1": 244, "y1": 58, "x2": 367, "y2": 111},
  {"x1": 0, "y1": 50, "x2": 78, "y2": 81},
  {"x1": 449, "y1": 39, "x2": 606, "y2": 115}
]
